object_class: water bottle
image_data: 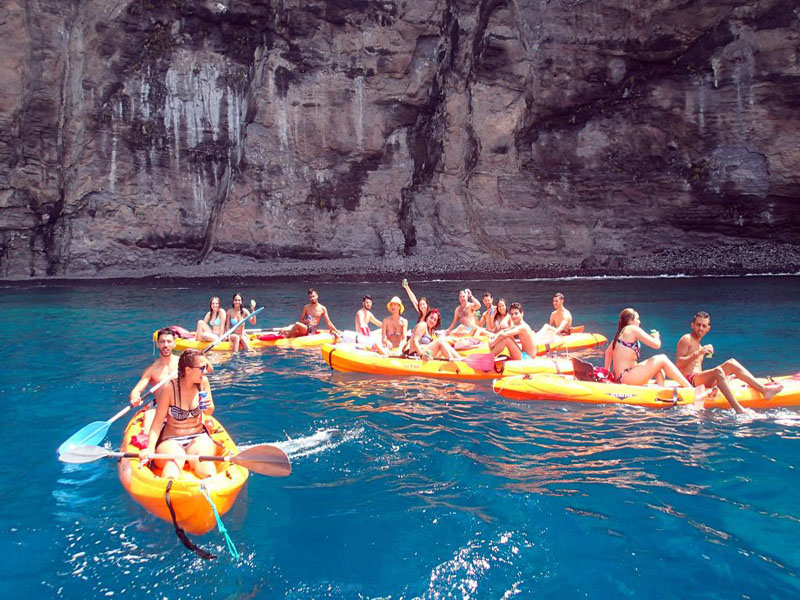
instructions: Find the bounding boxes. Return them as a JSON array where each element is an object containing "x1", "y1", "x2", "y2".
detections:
[{"x1": 198, "y1": 391, "x2": 209, "y2": 411}]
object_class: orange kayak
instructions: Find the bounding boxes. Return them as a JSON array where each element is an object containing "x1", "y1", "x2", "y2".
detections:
[
  {"x1": 493, "y1": 373, "x2": 800, "y2": 409},
  {"x1": 117, "y1": 409, "x2": 249, "y2": 535}
]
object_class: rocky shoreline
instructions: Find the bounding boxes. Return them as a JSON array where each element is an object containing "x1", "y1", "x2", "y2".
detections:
[{"x1": 4, "y1": 243, "x2": 800, "y2": 286}]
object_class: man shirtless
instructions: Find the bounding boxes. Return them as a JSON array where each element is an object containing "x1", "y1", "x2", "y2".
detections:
[
  {"x1": 355, "y1": 295, "x2": 382, "y2": 336},
  {"x1": 489, "y1": 302, "x2": 538, "y2": 360},
  {"x1": 675, "y1": 311, "x2": 783, "y2": 414},
  {"x1": 477, "y1": 292, "x2": 496, "y2": 331},
  {"x1": 282, "y1": 288, "x2": 340, "y2": 338},
  {"x1": 129, "y1": 327, "x2": 180, "y2": 407},
  {"x1": 445, "y1": 289, "x2": 483, "y2": 336},
  {"x1": 538, "y1": 292, "x2": 573, "y2": 342}
]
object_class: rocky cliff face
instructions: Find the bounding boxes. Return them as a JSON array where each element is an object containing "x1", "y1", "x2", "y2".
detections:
[{"x1": 1, "y1": 0, "x2": 798, "y2": 278}]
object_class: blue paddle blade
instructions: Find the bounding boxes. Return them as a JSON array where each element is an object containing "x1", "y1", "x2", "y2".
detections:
[{"x1": 57, "y1": 421, "x2": 111, "y2": 456}]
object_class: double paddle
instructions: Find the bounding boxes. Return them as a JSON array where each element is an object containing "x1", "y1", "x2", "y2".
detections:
[{"x1": 59, "y1": 443, "x2": 292, "y2": 478}]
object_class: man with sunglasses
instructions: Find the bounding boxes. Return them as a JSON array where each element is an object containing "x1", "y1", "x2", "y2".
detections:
[{"x1": 129, "y1": 327, "x2": 182, "y2": 407}]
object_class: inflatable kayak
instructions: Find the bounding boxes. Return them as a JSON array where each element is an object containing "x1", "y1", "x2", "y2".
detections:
[
  {"x1": 158, "y1": 329, "x2": 336, "y2": 352},
  {"x1": 117, "y1": 408, "x2": 249, "y2": 535},
  {"x1": 493, "y1": 372, "x2": 800, "y2": 409},
  {"x1": 322, "y1": 343, "x2": 573, "y2": 381}
]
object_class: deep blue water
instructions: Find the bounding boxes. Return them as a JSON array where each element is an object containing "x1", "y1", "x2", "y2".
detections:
[{"x1": 2, "y1": 276, "x2": 800, "y2": 599}]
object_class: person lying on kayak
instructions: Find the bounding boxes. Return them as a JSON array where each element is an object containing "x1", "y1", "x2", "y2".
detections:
[
  {"x1": 129, "y1": 327, "x2": 179, "y2": 407},
  {"x1": 445, "y1": 289, "x2": 487, "y2": 336},
  {"x1": 675, "y1": 311, "x2": 783, "y2": 413},
  {"x1": 195, "y1": 296, "x2": 226, "y2": 342},
  {"x1": 281, "y1": 288, "x2": 340, "y2": 338},
  {"x1": 401, "y1": 278, "x2": 430, "y2": 324},
  {"x1": 140, "y1": 349, "x2": 217, "y2": 480},
  {"x1": 405, "y1": 309, "x2": 461, "y2": 361},
  {"x1": 226, "y1": 292, "x2": 257, "y2": 352},
  {"x1": 382, "y1": 296, "x2": 409, "y2": 353},
  {"x1": 489, "y1": 302, "x2": 537, "y2": 360},
  {"x1": 604, "y1": 308, "x2": 696, "y2": 389},
  {"x1": 356, "y1": 295, "x2": 382, "y2": 337}
]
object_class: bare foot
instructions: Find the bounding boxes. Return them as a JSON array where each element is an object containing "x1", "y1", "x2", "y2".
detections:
[{"x1": 763, "y1": 382, "x2": 784, "y2": 402}]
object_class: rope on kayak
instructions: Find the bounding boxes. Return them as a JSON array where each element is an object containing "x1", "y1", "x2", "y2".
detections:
[
  {"x1": 200, "y1": 484, "x2": 240, "y2": 561},
  {"x1": 164, "y1": 480, "x2": 217, "y2": 560}
]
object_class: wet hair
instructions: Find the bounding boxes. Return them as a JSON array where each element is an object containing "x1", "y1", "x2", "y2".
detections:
[
  {"x1": 496, "y1": 298, "x2": 508, "y2": 316},
  {"x1": 694, "y1": 311, "x2": 710, "y2": 321},
  {"x1": 509, "y1": 301, "x2": 523, "y2": 313},
  {"x1": 178, "y1": 349, "x2": 204, "y2": 378},
  {"x1": 611, "y1": 308, "x2": 637, "y2": 350},
  {"x1": 308, "y1": 287, "x2": 317, "y2": 295},
  {"x1": 156, "y1": 327, "x2": 175, "y2": 341},
  {"x1": 363, "y1": 295, "x2": 372, "y2": 302},
  {"x1": 554, "y1": 292, "x2": 565, "y2": 301},
  {"x1": 425, "y1": 308, "x2": 442, "y2": 330}
]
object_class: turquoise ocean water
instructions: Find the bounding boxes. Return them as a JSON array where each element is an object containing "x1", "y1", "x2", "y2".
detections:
[{"x1": 2, "y1": 276, "x2": 799, "y2": 599}]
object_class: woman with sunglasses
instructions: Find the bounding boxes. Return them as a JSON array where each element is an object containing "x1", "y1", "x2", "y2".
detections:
[
  {"x1": 406, "y1": 309, "x2": 461, "y2": 361},
  {"x1": 140, "y1": 349, "x2": 217, "y2": 479}
]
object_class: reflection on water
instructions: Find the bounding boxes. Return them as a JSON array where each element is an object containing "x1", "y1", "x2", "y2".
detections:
[{"x1": 5, "y1": 277, "x2": 800, "y2": 599}]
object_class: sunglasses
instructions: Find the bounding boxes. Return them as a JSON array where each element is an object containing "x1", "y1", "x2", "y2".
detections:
[{"x1": 191, "y1": 363, "x2": 211, "y2": 373}]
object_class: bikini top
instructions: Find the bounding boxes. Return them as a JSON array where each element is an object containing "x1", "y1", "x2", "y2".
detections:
[
  {"x1": 616, "y1": 336, "x2": 641, "y2": 361},
  {"x1": 168, "y1": 380, "x2": 202, "y2": 422}
]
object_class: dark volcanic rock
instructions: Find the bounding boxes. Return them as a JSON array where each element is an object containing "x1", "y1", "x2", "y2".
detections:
[{"x1": 0, "y1": 0, "x2": 798, "y2": 279}]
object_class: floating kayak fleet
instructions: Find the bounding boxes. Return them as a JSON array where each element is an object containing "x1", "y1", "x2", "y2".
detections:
[{"x1": 58, "y1": 289, "x2": 799, "y2": 562}]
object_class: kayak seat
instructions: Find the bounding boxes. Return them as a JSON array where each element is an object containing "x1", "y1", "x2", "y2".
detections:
[{"x1": 571, "y1": 357, "x2": 596, "y2": 382}]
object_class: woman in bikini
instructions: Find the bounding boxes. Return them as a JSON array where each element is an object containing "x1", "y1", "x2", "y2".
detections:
[
  {"x1": 406, "y1": 309, "x2": 461, "y2": 361},
  {"x1": 401, "y1": 278, "x2": 430, "y2": 324},
  {"x1": 226, "y1": 292, "x2": 257, "y2": 352},
  {"x1": 140, "y1": 349, "x2": 217, "y2": 479},
  {"x1": 195, "y1": 296, "x2": 226, "y2": 342},
  {"x1": 604, "y1": 307, "x2": 694, "y2": 388},
  {"x1": 381, "y1": 296, "x2": 409, "y2": 353},
  {"x1": 492, "y1": 298, "x2": 511, "y2": 333}
]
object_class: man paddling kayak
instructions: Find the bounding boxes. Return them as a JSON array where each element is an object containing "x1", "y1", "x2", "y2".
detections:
[
  {"x1": 129, "y1": 327, "x2": 180, "y2": 407},
  {"x1": 676, "y1": 311, "x2": 783, "y2": 413}
]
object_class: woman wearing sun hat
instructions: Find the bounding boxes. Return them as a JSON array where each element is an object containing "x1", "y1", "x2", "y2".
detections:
[{"x1": 381, "y1": 296, "x2": 409, "y2": 353}]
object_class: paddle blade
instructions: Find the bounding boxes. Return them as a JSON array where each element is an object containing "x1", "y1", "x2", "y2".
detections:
[
  {"x1": 58, "y1": 444, "x2": 115, "y2": 464},
  {"x1": 232, "y1": 444, "x2": 292, "y2": 477},
  {"x1": 57, "y1": 421, "x2": 112, "y2": 456},
  {"x1": 463, "y1": 353, "x2": 498, "y2": 373}
]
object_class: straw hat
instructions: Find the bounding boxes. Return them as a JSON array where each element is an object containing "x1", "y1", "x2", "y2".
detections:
[{"x1": 387, "y1": 296, "x2": 405, "y2": 313}]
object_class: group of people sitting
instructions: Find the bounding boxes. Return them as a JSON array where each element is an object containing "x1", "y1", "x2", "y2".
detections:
[
  {"x1": 131, "y1": 284, "x2": 785, "y2": 481},
  {"x1": 194, "y1": 293, "x2": 258, "y2": 352},
  {"x1": 350, "y1": 281, "x2": 574, "y2": 361}
]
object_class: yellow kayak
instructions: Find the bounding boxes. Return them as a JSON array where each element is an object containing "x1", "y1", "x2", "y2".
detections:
[
  {"x1": 117, "y1": 408, "x2": 249, "y2": 535},
  {"x1": 158, "y1": 329, "x2": 336, "y2": 352},
  {"x1": 493, "y1": 373, "x2": 800, "y2": 409},
  {"x1": 321, "y1": 343, "x2": 573, "y2": 380}
]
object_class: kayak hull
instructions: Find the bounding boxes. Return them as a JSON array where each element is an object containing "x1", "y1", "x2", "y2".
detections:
[
  {"x1": 322, "y1": 343, "x2": 573, "y2": 380},
  {"x1": 493, "y1": 373, "x2": 800, "y2": 409},
  {"x1": 117, "y1": 409, "x2": 249, "y2": 535},
  {"x1": 455, "y1": 331, "x2": 607, "y2": 357}
]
